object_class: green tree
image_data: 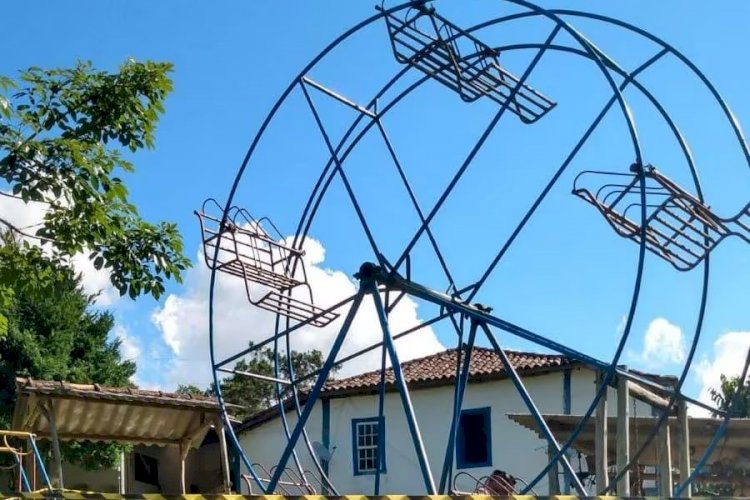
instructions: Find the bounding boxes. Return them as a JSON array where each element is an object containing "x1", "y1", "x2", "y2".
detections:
[
  {"x1": 694, "y1": 374, "x2": 750, "y2": 496},
  {"x1": 0, "y1": 236, "x2": 135, "y2": 470},
  {"x1": 176, "y1": 384, "x2": 207, "y2": 397},
  {"x1": 0, "y1": 59, "x2": 190, "y2": 474},
  {"x1": 710, "y1": 374, "x2": 750, "y2": 418},
  {"x1": 0, "y1": 59, "x2": 190, "y2": 333},
  {"x1": 216, "y1": 344, "x2": 335, "y2": 421}
]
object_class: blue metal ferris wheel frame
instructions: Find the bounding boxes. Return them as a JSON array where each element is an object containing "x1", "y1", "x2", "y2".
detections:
[{"x1": 206, "y1": 1, "x2": 750, "y2": 496}]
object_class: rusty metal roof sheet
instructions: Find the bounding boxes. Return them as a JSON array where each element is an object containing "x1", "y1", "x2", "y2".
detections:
[{"x1": 12, "y1": 378, "x2": 224, "y2": 448}]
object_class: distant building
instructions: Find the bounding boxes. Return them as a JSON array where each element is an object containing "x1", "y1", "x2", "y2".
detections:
[{"x1": 237, "y1": 347, "x2": 666, "y2": 495}]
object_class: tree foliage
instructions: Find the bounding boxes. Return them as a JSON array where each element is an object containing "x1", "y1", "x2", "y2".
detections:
[
  {"x1": 215, "y1": 345, "x2": 335, "y2": 421},
  {"x1": 710, "y1": 374, "x2": 750, "y2": 418},
  {"x1": 694, "y1": 373, "x2": 750, "y2": 496},
  {"x1": 0, "y1": 60, "x2": 190, "y2": 328},
  {"x1": 0, "y1": 236, "x2": 135, "y2": 470},
  {"x1": 176, "y1": 384, "x2": 207, "y2": 397}
]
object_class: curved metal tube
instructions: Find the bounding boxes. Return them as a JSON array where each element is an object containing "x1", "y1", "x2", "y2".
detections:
[{"x1": 209, "y1": 1, "x2": 747, "y2": 494}]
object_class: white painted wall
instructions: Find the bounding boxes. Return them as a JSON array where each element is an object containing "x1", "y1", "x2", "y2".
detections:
[{"x1": 238, "y1": 366, "x2": 657, "y2": 495}]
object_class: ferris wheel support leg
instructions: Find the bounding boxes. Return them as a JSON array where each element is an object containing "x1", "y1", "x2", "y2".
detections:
[
  {"x1": 266, "y1": 288, "x2": 366, "y2": 494},
  {"x1": 478, "y1": 322, "x2": 587, "y2": 496},
  {"x1": 438, "y1": 319, "x2": 477, "y2": 494},
  {"x1": 368, "y1": 281, "x2": 437, "y2": 494}
]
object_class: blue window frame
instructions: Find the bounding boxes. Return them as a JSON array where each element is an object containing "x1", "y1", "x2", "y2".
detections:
[
  {"x1": 456, "y1": 407, "x2": 492, "y2": 468},
  {"x1": 351, "y1": 416, "x2": 386, "y2": 475}
]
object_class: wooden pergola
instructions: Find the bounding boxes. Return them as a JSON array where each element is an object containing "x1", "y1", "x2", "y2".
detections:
[{"x1": 11, "y1": 378, "x2": 232, "y2": 494}]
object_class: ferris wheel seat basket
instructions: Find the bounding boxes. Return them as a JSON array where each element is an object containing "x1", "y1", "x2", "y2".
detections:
[
  {"x1": 573, "y1": 166, "x2": 750, "y2": 271},
  {"x1": 196, "y1": 199, "x2": 337, "y2": 327},
  {"x1": 381, "y1": 5, "x2": 555, "y2": 123}
]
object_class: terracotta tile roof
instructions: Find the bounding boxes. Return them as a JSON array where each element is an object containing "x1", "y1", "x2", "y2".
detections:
[
  {"x1": 237, "y1": 348, "x2": 576, "y2": 433},
  {"x1": 322, "y1": 347, "x2": 574, "y2": 396}
]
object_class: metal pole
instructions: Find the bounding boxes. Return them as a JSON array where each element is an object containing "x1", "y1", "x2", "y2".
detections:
[
  {"x1": 369, "y1": 281, "x2": 436, "y2": 494},
  {"x1": 374, "y1": 331, "x2": 387, "y2": 495},
  {"x1": 479, "y1": 322, "x2": 586, "y2": 496},
  {"x1": 28, "y1": 435, "x2": 52, "y2": 491},
  {"x1": 266, "y1": 288, "x2": 365, "y2": 493},
  {"x1": 438, "y1": 320, "x2": 477, "y2": 493}
]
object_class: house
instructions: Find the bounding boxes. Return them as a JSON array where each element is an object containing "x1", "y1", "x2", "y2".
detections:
[
  {"x1": 236, "y1": 347, "x2": 668, "y2": 496},
  {"x1": 6, "y1": 378, "x2": 235, "y2": 495}
]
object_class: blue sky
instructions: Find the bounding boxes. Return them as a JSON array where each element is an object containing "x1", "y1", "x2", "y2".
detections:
[{"x1": 2, "y1": 1, "x2": 749, "y2": 405}]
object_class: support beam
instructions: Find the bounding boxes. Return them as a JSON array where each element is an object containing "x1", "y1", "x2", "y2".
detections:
[
  {"x1": 217, "y1": 420, "x2": 232, "y2": 493},
  {"x1": 616, "y1": 377, "x2": 631, "y2": 496},
  {"x1": 659, "y1": 421, "x2": 673, "y2": 497},
  {"x1": 119, "y1": 450, "x2": 126, "y2": 495},
  {"x1": 677, "y1": 400, "x2": 691, "y2": 498},
  {"x1": 594, "y1": 371, "x2": 609, "y2": 492},
  {"x1": 43, "y1": 402, "x2": 63, "y2": 490},
  {"x1": 547, "y1": 445, "x2": 560, "y2": 494},
  {"x1": 179, "y1": 441, "x2": 190, "y2": 495}
]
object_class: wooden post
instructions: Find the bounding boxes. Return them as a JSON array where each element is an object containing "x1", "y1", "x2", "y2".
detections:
[
  {"x1": 595, "y1": 371, "x2": 609, "y2": 492},
  {"x1": 677, "y1": 400, "x2": 691, "y2": 498},
  {"x1": 547, "y1": 444, "x2": 561, "y2": 494},
  {"x1": 43, "y1": 402, "x2": 64, "y2": 490},
  {"x1": 179, "y1": 441, "x2": 190, "y2": 494},
  {"x1": 217, "y1": 420, "x2": 232, "y2": 493},
  {"x1": 659, "y1": 420, "x2": 673, "y2": 497},
  {"x1": 617, "y1": 376, "x2": 630, "y2": 496},
  {"x1": 118, "y1": 450, "x2": 126, "y2": 494}
]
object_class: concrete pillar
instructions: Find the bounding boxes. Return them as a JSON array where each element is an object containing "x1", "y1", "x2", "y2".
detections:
[
  {"x1": 616, "y1": 377, "x2": 631, "y2": 496},
  {"x1": 217, "y1": 421, "x2": 231, "y2": 493},
  {"x1": 659, "y1": 421, "x2": 673, "y2": 497},
  {"x1": 595, "y1": 371, "x2": 609, "y2": 492},
  {"x1": 677, "y1": 400, "x2": 691, "y2": 497}
]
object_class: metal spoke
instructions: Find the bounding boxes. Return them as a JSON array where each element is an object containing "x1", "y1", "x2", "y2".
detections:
[
  {"x1": 299, "y1": 79, "x2": 386, "y2": 268},
  {"x1": 392, "y1": 25, "x2": 563, "y2": 274},
  {"x1": 369, "y1": 281, "x2": 437, "y2": 494},
  {"x1": 438, "y1": 318, "x2": 477, "y2": 493},
  {"x1": 374, "y1": 116, "x2": 459, "y2": 292},
  {"x1": 462, "y1": 48, "x2": 668, "y2": 301},
  {"x1": 266, "y1": 288, "x2": 366, "y2": 493},
  {"x1": 479, "y1": 322, "x2": 586, "y2": 496},
  {"x1": 214, "y1": 291, "x2": 359, "y2": 369}
]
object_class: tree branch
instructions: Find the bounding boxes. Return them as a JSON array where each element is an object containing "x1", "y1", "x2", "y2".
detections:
[{"x1": 0, "y1": 217, "x2": 54, "y2": 243}]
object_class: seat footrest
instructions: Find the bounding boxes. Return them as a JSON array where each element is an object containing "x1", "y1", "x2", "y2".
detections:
[{"x1": 257, "y1": 291, "x2": 339, "y2": 328}]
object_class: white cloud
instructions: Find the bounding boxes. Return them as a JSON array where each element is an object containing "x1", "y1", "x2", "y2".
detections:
[
  {"x1": 631, "y1": 317, "x2": 686, "y2": 367},
  {"x1": 151, "y1": 237, "x2": 445, "y2": 390},
  {"x1": 692, "y1": 331, "x2": 750, "y2": 416},
  {"x1": 111, "y1": 324, "x2": 142, "y2": 362},
  {"x1": 0, "y1": 192, "x2": 118, "y2": 304}
]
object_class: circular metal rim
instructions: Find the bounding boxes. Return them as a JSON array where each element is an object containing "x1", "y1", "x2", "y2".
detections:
[{"x1": 206, "y1": 2, "x2": 749, "y2": 494}]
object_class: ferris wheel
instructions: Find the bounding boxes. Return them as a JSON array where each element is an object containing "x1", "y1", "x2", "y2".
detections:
[{"x1": 196, "y1": 1, "x2": 750, "y2": 496}]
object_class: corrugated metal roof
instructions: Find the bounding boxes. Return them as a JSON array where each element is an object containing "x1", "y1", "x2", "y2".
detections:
[
  {"x1": 508, "y1": 413, "x2": 750, "y2": 466},
  {"x1": 12, "y1": 378, "x2": 224, "y2": 448}
]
